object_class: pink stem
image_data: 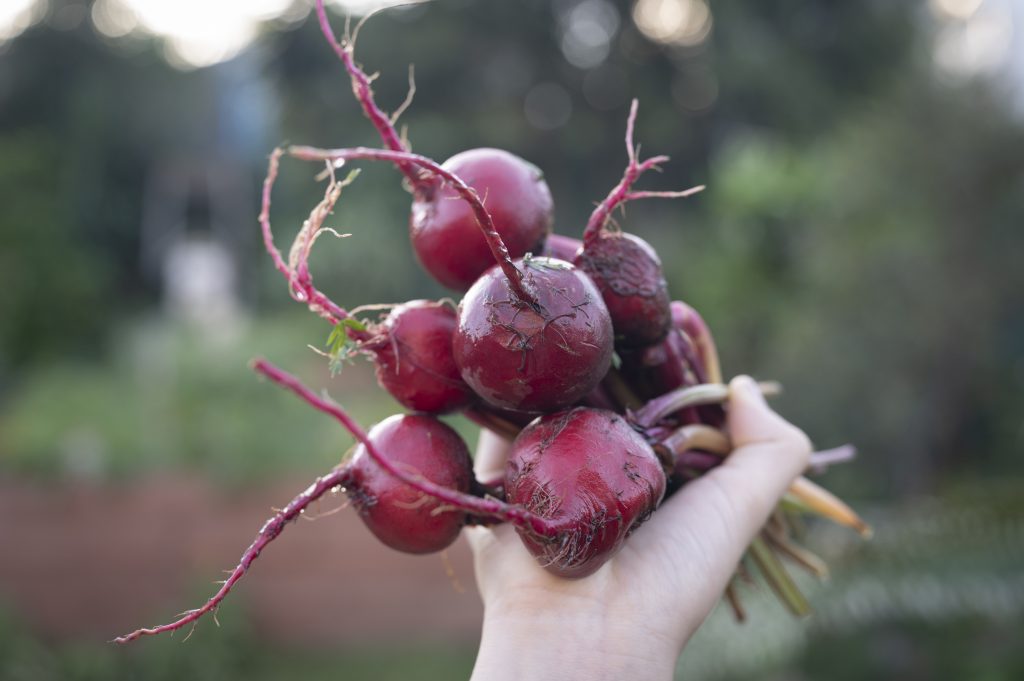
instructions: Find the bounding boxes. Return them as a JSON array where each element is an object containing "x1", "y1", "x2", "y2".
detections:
[
  {"x1": 289, "y1": 145, "x2": 537, "y2": 305},
  {"x1": 582, "y1": 99, "x2": 704, "y2": 245},
  {"x1": 631, "y1": 381, "x2": 780, "y2": 430},
  {"x1": 672, "y1": 301, "x2": 722, "y2": 384},
  {"x1": 808, "y1": 444, "x2": 857, "y2": 474},
  {"x1": 260, "y1": 149, "x2": 370, "y2": 340},
  {"x1": 252, "y1": 359, "x2": 555, "y2": 536},
  {"x1": 114, "y1": 465, "x2": 354, "y2": 643},
  {"x1": 314, "y1": 0, "x2": 427, "y2": 190}
]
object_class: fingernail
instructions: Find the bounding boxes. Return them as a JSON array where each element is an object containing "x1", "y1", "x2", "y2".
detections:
[{"x1": 731, "y1": 375, "x2": 765, "y2": 403}]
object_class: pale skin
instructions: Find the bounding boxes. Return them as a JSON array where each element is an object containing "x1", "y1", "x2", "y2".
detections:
[{"x1": 465, "y1": 375, "x2": 813, "y2": 681}]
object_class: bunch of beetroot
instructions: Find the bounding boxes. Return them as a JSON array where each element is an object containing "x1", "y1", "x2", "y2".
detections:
[{"x1": 115, "y1": 2, "x2": 869, "y2": 644}]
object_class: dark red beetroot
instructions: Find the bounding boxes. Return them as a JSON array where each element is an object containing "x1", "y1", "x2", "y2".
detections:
[
  {"x1": 410, "y1": 148, "x2": 553, "y2": 291},
  {"x1": 312, "y1": 7, "x2": 553, "y2": 293},
  {"x1": 619, "y1": 326, "x2": 701, "y2": 402},
  {"x1": 363, "y1": 300, "x2": 474, "y2": 414},
  {"x1": 575, "y1": 232, "x2": 671, "y2": 348},
  {"x1": 453, "y1": 256, "x2": 613, "y2": 413},
  {"x1": 575, "y1": 100, "x2": 702, "y2": 348},
  {"x1": 505, "y1": 407, "x2": 667, "y2": 577},
  {"x1": 347, "y1": 413, "x2": 473, "y2": 553}
]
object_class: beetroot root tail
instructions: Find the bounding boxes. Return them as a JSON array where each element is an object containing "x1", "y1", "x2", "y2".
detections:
[{"x1": 113, "y1": 465, "x2": 353, "y2": 644}]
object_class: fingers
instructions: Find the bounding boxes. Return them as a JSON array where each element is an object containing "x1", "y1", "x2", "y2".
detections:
[
  {"x1": 722, "y1": 375, "x2": 812, "y2": 498},
  {"x1": 640, "y1": 376, "x2": 811, "y2": 596},
  {"x1": 474, "y1": 428, "x2": 513, "y2": 482}
]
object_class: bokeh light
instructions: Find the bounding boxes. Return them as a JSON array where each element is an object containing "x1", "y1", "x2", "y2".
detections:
[
  {"x1": 632, "y1": 0, "x2": 712, "y2": 47},
  {"x1": 0, "y1": 0, "x2": 47, "y2": 44},
  {"x1": 932, "y1": 0, "x2": 1015, "y2": 77},
  {"x1": 557, "y1": 0, "x2": 620, "y2": 70}
]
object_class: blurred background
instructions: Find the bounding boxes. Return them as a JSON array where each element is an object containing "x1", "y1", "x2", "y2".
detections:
[{"x1": 1, "y1": 0, "x2": 1023, "y2": 678}]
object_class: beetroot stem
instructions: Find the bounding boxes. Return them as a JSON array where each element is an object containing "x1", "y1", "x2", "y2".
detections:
[
  {"x1": 748, "y1": 535, "x2": 812, "y2": 616},
  {"x1": 113, "y1": 466, "x2": 353, "y2": 643},
  {"x1": 252, "y1": 358, "x2": 554, "y2": 535},
  {"x1": 673, "y1": 302, "x2": 722, "y2": 384},
  {"x1": 631, "y1": 381, "x2": 781, "y2": 430},
  {"x1": 659, "y1": 424, "x2": 730, "y2": 458},
  {"x1": 289, "y1": 145, "x2": 537, "y2": 305},
  {"x1": 582, "y1": 99, "x2": 704, "y2": 245},
  {"x1": 314, "y1": 0, "x2": 427, "y2": 190},
  {"x1": 724, "y1": 580, "x2": 747, "y2": 622}
]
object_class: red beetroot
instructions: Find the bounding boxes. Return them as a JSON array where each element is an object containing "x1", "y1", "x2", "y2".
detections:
[
  {"x1": 348, "y1": 413, "x2": 473, "y2": 553},
  {"x1": 575, "y1": 232, "x2": 672, "y2": 348},
  {"x1": 312, "y1": 6, "x2": 553, "y2": 292},
  {"x1": 363, "y1": 300, "x2": 474, "y2": 413},
  {"x1": 619, "y1": 326, "x2": 701, "y2": 402},
  {"x1": 505, "y1": 407, "x2": 667, "y2": 577},
  {"x1": 411, "y1": 149, "x2": 553, "y2": 291},
  {"x1": 575, "y1": 100, "x2": 702, "y2": 349},
  {"x1": 453, "y1": 256, "x2": 613, "y2": 413}
]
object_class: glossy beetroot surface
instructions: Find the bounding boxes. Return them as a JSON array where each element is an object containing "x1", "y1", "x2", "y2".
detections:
[
  {"x1": 453, "y1": 257, "x2": 613, "y2": 413},
  {"x1": 410, "y1": 148, "x2": 553, "y2": 291},
  {"x1": 575, "y1": 231, "x2": 671, "y2": 349},
  {"x1": 505, "y1": 408, "x2": 667, "y2": 577},
  {"x1": 347, "y1": 414, "x2": 473, "y2": 554},
  {"x1": 366, "y1": 300, "x2": 474, "y2": 414}
]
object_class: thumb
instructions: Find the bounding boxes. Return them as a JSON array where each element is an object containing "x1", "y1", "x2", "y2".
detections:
[{"x1": 728, "y1": 375, "x2": 811, "y2": 467}]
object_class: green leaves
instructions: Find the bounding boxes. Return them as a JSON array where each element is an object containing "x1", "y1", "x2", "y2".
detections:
[{"x1": 325, "y1": 318, "x2": 367, "y2": 376}]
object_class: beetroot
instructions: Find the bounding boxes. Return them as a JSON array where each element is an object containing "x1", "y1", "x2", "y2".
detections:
[
  {"x1": 411, "y1": 149, "x2": 553, "y2": 291},
  {"x1": 575, "y1": 100, "x2": 702, "y2": 349},
  {"x1": 453, "y1": 256, "x2": 613, "y2": 413},
  {"x1": 575, "y1": 232, "x2": 671, "y2": 348},
  {"x1": 363, "y1": 300, "x2": 474, "y2": 413},
  {"x1": 114, "y1": 2, "x2": 866, "y2": 644},
  {"x1": 619, "y1": 326, "x2": 701, "y2": 402},
  {"x1": 505, "y1": 407, "x2": 667, "y2": 577},
  {"x1": 313, "y1": 6, "x2": 553, "y2": 292},
  {"x1": 347, "y1": 413, "x2": 472, "y2": 553}
]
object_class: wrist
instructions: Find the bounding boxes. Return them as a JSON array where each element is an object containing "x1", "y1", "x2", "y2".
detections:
[{"x1": 470, "y1": 597, "x2": 680, "y2": 681}]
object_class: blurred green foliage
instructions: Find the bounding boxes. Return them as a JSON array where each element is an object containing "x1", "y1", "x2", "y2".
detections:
[{"x1": 0, "y1": 310, "x2": 479, "y2": 482}]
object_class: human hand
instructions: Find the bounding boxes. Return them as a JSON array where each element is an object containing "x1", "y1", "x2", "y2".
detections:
[{"x1": 465, "y1": 375, "x2": 812, "y2": 681}]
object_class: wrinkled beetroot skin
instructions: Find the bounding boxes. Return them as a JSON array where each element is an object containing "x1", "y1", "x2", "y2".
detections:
[
  {"x1": 574, "y1": 232, "x2": 671, "y2": 349},
  {"x1": 505, "y1": 408, "x2": 666, "y2": 578},
  {"x1": 347, "y1": 414, "x2": 473, "y2": 554},
  {"x1": 541, "y1": 233, "x2": 583, "y2": 262},
  {"x1": 365, "y1": 300, "x2": 474, "y2": 414},
  {"x1": 453, "y1": 257, "x2": 613, "y2": 413},
  {"x1": 410, "y1": 148, "x2": 553, "y2": 291}
]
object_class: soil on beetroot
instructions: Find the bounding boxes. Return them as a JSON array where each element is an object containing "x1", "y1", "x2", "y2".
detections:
[{"x1": 0, "y1": 476, "x2": 482, "y2": 646}]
